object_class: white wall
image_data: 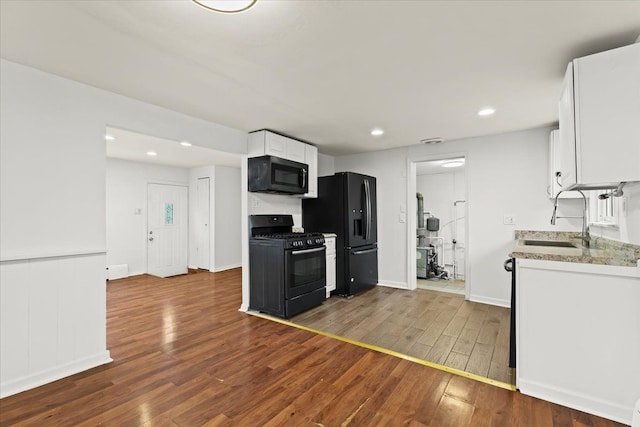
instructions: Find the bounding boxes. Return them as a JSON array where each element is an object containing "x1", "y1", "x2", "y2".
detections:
[
  {"x1": 317, "y1": 153, "x2": 336, "y2": 177},
  {"x1": 335, "y1": 126, "x2": 598, "y2": 306},
  {"x1": 0, "y1": 59, "x2": 247, "y2": 397},
  {"x1": 213, "y1": 166, "x2": 242, "y2": 271},
  {"x1": 107, "y1": 159, "x2": 189, "y2": 276}
]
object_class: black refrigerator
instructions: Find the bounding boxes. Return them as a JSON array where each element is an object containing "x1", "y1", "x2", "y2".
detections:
[{"x1": 302, "y1": 172, "x2": 378, "y2": 297}]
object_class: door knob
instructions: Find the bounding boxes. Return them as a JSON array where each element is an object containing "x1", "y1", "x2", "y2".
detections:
[{"x1": 149, "y1": 237, "x2": 154, "y2": 242}]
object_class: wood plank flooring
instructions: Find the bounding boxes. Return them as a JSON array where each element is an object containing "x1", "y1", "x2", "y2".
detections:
[
  {"x1": 290, "y1": 286, "x2": 514, "y2": 384},
  {"x1": 0, "y1": 269, "x2": 625, "y2": 426},
  {"x1": 417, "y1": 278, "x2": 465, "y2": 295}
]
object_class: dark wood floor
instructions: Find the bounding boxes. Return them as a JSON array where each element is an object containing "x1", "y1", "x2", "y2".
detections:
[{"x1": 0, "y1": 269, "x2": 626, "y2": 426}]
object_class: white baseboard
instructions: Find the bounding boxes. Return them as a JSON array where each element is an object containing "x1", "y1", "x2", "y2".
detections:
[
  {"x1": 469, "y1": 294, "x2": 510, "y2": 308},
  {"x1": 518, "y1": 378, "x2": 632, "y2": 425},
  {"x1": 0, "y1": 351, "x2": 112, "y2": 399},
  {"x1": 106, "y1": 264, "x2": 128, "y2": 280},
  {"x1": 377, "y1": 280, "x2": 409, "y2": 290},
  {"x1": 213, "y1": 263, "x2": 241, "y2": 272}
]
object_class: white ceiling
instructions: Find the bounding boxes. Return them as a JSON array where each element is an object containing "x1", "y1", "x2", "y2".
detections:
[
  {"x1": 106, "y1": 127, "x2": 241, "y2": 168},
  {"x1": 1, "y1": 1, "x2": 639, "y2": 157},
  {"x1": 416, "y1": 157, "x2": 465, "y2": 176}
]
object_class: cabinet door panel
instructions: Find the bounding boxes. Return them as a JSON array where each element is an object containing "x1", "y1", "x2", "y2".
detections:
[
  {"x1": 286, "y1": 140, "x2": 305, "y2": 163},
  {"x1": 558, "y1": 63, "x2": 577, "y2": 189},
  {"x1": 575, "y1": 44, "x2": 640, "y2": 184},
  {"x1": 264, "y1": 132, "x2": 288, "y2": 158}
]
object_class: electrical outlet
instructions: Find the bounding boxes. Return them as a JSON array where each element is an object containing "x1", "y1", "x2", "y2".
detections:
[
  {"x1": 399, "y1": 213, "x2": 406, "y2": 223},
  {"x1": 503, "y1": 214, "x2": 516, "y2": 225}
]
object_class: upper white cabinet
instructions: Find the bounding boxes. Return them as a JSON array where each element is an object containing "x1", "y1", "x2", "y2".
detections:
[
  {"x1": 297, "y1": 144, "x2": 318, "y2": 198},
  {"x1": 248, "y1": 130, "x2": 305, "y2": 163},
  {"x1": 248, "y1": 130, "x2": 318, "y2": 198},
  {"x1": 558, "y1": 43, "x2": 640, "y2": 190},
  {"x1": 547, "y1": 130, "x2": 581, "y2": 199}
]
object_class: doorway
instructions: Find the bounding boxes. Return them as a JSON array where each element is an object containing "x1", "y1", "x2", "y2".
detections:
[
  {"x1": 407, "y1": 153, "x2": 469, "y2": 298},
  {"x1": 147, "y1": 183, "x2": 188, "y2": 278},
  {"x1": 195, "y1": 177, "x2": 211, "y2": 270}
]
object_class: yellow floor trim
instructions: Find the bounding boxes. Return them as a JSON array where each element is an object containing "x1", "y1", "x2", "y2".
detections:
[{"x1": 247, "y1": 311, "x2": 516, "y2": 391}]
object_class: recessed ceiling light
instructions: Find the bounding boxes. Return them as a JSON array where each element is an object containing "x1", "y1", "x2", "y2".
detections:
[
  {"x1": 192, "y1": 0, "x2": 257, "y2": 13},
  {"x1": 180, "y1": 141, "x2": 192, "y2": 147},
  {"x1": 371, "y1": 128, "x2": 384, "y2": 137},
  {"x1": 146, "y1": 151, "x2": 157, "y2": 157},
  {"x1": 104, "y1": 134, "x2": 116, "y2": 141},
  {"x1": 442, "y1": 159, "x2": 465, "y2": 168},
  {"x1": 478, "y1": 107, "x2": 496, "y2": 117}
]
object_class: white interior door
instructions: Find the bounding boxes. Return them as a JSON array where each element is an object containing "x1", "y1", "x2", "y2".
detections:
[
  {"x1": 147, "y1": 183, "x2": 188, "y2": 278},
  {"x1": 196, "y1": 177, "x2": 210, "y2": 270}
]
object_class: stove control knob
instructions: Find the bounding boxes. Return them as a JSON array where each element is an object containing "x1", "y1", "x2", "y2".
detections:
[{"x1": 307, "y1": 239, "x2": 313, "y2": 245}]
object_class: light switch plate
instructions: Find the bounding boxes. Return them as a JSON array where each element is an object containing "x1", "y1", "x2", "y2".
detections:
[{"x1": 503, "y1": 214, "x2": 516, "y2": 225}]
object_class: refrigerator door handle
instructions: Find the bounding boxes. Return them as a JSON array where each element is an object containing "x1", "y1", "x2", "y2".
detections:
[
  {"x1": 364, "y1": 179, "x2": 372, "y2": 240},
  {"x1": 352, "y1": 248, "x2": 377, "y2": 255}
]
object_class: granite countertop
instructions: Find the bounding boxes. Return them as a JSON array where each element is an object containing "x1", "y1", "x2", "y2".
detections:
[{"x1": 510, "y1": 230, "x2": 640, "y2": 267}]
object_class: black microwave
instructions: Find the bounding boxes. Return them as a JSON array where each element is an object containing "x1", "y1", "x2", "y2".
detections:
[{"x1": 248, "y1": 155, "x2": 309, "y2": 194}]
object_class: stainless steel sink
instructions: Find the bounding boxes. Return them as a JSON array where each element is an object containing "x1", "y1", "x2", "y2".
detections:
[{"x1": 522, "y1": 239, "x2": 577, "y2": 248}]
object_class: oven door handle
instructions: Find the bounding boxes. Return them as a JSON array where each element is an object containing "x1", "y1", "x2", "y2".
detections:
[{"x1": 291, "y1": 247, "x2": 326, "y2": 255}]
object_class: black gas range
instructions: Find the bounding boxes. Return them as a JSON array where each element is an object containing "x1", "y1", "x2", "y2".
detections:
[{"x1": 248, "y1": 215, "x2": 326, "y2": 319}]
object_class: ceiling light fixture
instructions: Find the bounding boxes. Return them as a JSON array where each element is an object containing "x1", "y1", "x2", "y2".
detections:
[
  {"x1": 441, "y1": 159, "x2": 465, "y2": 168},
  {"x1": 104, "y1": 134, "x2": 116, "y2": 141},
  {"x1": 192, "y1": 0, "x2": 257, "y2": 13},
  {"x1": 420, "y1": 137, "x2": 444, "y2": 144},
  {"x1": 146, "y1": 151, "x2": 157, "y2": 157},
  {"x1": 371, "y1": 128, "x2": 384, "y2": 137},
  {"x1": 478, "y1": 107, "x2": 496, "y2": 117},
  {"x1": 180, "y1": 141, "x2": 192, "y2": 147}
]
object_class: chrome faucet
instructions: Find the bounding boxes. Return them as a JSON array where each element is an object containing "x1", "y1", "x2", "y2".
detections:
[{"x1": 550, "y1": 189, "x2": 590, "y2": 247}]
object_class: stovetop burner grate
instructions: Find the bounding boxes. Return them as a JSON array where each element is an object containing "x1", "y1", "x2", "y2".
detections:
[{"x1": 254, "y1": 232, "x2": 323, "y2": 240}]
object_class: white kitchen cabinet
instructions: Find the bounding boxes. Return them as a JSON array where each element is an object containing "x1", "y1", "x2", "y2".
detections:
[
  {"x1": 295, "y1": 144, "x2": 318, "y2": 199},
  {"x1": 547, "y1": 130, "x2": 581, "y2": 199},
  {"x1": 516, "y1": 258, "x2": 640, "y2": 425},
  {"x1": 324, "y1": 234, "x2": 336, "y2": 298},
  {"x1": 248, "y1": 129, "x2": 318, "y2": 198},
  {"x1": 558, "y1": 43, "x2": 640, "y2": 190},
  {"x1": 248, "y1": 130, "x2": 305, "y2": 163}
]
